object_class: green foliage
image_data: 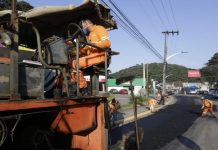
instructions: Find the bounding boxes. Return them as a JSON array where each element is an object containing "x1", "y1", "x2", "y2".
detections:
[
  {"x1": 207, "y1": 53, "x2": 218, "y2": 66},
  {"x1": 201, "y1": 53, "x2": 218, "y2": 86},
  {"x1": 129, "y1": 95, "x2": 148, "y2": 106},
  {"x1": 136, "y1": 96, "x2": 148, "y2": 105},
  {"x1": 109, "y1": 63, "x2": 198, "y2": 83},
  {"x1": 0, "y1": 0, "x2": 33, "y2": 11},
  {"x1": 107, "y1": 94, "x2": 115, "y2": 102},
  {"x1": 17, "y1": 1, "x2": 33, "y2": 11},
  {"x1": 0, "y1": 0, "x2": 11, "y2": 10}
]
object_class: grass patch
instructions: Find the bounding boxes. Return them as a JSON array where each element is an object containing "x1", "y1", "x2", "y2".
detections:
[
  {"x1": 120, "y1": 103, "x2": 133, "y2": 110},
  {"x1": 120, "y1": 96, "x2": 149, "y2": 110},
  {"x1": 129, "y1": 96, "x2": 148, "y2": 106}
]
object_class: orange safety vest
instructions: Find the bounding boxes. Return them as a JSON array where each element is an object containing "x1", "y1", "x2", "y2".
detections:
[
  {"x1": 148, "y1": 98, "x2": 156, "y2": 106},
  {"x1": 71, "y1": 25, "x2": 110, "y2": 89},
  {"x1": 85, "y1": 25, "x2": 110, "y2": 54},
  {"x1": 203, "y1": 99, "x2": 213, "y2": 108}
]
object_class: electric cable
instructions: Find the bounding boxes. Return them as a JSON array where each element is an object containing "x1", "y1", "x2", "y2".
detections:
[
  {"x1": 150, "y1": 0, "x2": 168, "y2": 30},
  {"x1": 169, "y1": 0, "x2": 179, "y2": 30},
  {"x1": 160, "y1": 0, "x2": 173, "y2": 30},
  {"x1": 103, "y1": 0, "x2": 163, "y2": 60}
]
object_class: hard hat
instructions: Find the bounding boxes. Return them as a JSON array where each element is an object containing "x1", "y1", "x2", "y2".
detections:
[{"x1": 201, "y1": 97, "x2": 205, "y2": 100}]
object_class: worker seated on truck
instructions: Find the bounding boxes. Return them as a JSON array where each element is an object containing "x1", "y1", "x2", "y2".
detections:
[
  {"x1": 201, "y1": 97, "x2": 216, "y2": 118},
  {"x1": 148, "y1": 97, "x2": 157, "y2": 113},
  {"x1": 71, "y1": 19, "x2": 111, "y2": 95}
]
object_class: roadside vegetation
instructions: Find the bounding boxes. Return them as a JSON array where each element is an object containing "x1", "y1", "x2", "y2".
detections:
[{"x1": 109, "y1": 52, "x2": 218, "y2": 88}]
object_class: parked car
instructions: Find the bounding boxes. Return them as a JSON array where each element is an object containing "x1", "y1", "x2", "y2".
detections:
[
  {"x1": 208, "y1": 89, "x2": 218, "y2": 98},
  {"x1": 119, "y1": 89, "x2": 128, "y2": 94},
  {"x1": 185, "y1": 86, "x2": 199, "y2": 95},
  {"x1": 213, "y1": 91, "x2": 218, "y2": 99},
  {"x1": 196, "y1": 90, "x2": 208, "y2": 96},
  {"x1": 109, "y1": 89, "x2": 119, "y2": 94}
]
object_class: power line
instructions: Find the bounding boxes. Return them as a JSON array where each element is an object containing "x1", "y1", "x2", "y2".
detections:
[
  {"x1": 136, "y1": 0, "x2": 161, "y2": 34},
  {"x1": 111, "y1": 10, "x2": 147, "y2": 48},
  {"x1": 105, "y1": 0, "x2": 163, "y2": 60},
  {"x1": 150, "y1": 0, "x2": 168, "y2": 30},
  {"x1": 168, "y1": 0, "x2": 179, "y2": 30},
  {"x1": 160, "y1": 0, "x2": 173, "y2": 30},
  {"x1": 110, "y1": 0, "x2": 163, "y2": 59},
  {"x1": 102, "y1": 0, "x2": 163, "y2": 60},
  {"x1": 115, "y1": 12, "x2": 163, "y2": 60}
]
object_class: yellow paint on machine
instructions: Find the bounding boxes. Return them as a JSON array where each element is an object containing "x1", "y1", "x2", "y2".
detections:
[{"x1": 19, "y1": 46, "x2": 36, "y2": 52}]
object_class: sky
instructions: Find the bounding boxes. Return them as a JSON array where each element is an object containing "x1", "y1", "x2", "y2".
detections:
[{"x1": 26, "y1": 0, "x2": 218, "y2": 73}]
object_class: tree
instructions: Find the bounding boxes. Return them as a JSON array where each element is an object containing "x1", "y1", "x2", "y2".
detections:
[
  {"x1": 0, "y1": 0, "x2": 33, "y2": 11},
  {"x1": 201, "y1": 53, "x2": 218, "y2": 87},
  {"x1": 109, "y1": 63, "x2": 195, "y2": 83},
  {"x1": 17, "y1": 1, "x2": 33, "y2": 11}
]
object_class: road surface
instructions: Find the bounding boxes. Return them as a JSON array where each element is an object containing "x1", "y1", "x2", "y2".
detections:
[{"x1": 110, "y1": 95, "x2": 218, "y2": 150}]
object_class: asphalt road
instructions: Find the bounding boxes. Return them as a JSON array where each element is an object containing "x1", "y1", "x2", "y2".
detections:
[{"x1": 110, "y1": 95, "x2": 218, "y2": 150}]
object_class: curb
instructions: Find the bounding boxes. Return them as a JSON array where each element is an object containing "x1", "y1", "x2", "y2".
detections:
[{"x1": 113, "y1": 97, "x2": 175, "y2": 128}]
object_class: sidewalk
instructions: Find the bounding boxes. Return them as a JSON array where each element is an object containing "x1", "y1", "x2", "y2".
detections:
[{"x1": 111, "y1": 96, "x2": 175, "y2": 128}]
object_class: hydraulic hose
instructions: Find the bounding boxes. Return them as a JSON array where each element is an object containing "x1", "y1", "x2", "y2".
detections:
[{"x1": 19, "y1": 19, "x2": 69, "y2": 96}]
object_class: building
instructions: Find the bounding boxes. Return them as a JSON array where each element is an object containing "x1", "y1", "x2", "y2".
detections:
[
  {"x1": 84, "y1": 76, "x2": 147, "y2": 95},
  {"x1": 108, "y1": 78, "x2": 145, "y2": 95}
]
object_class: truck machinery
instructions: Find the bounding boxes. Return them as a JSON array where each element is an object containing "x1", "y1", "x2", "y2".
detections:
[{"x1": 0, "y1": 0, "x2": 118, "y2": 149}]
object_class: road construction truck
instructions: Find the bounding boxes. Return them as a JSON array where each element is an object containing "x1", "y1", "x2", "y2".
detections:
[{"x1": 0, "y1": 0, "x2": 118, "y2": 149}]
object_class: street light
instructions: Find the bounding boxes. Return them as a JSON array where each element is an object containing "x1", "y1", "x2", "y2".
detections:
[
  {"x1": 162, "y1": 51, "x2": 188, "y2": 97},
  {"x1": 165, "y1": 74, "x2": 173, "y2": 79},
  {"x1": 166, "y1": 51, "x2": 188, "y2": 61}
]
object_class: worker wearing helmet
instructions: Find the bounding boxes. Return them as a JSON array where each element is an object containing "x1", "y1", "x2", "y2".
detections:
[
  {"x1": 71, "y1": 19, "x2": 111, "y2": 95},
  {"x1": 201, "y1": 97, "x2": 216, "y2": 118}
]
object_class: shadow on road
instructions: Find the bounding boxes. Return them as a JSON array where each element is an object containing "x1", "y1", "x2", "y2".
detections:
[
  {"x1": 177, "y1": 135, "x2": 201, "y2": 150},
  {"x1": 110, "y1": 95, "x2": 202, "y2": 150}
]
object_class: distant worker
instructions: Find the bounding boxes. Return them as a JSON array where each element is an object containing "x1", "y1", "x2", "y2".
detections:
[
  {"x1": 201, "y1": 97, "x2": 216, "y2": 118},
  {"x1": 71, "y1": 19, "x2": 111, "y2": 95},
  {"x1": 109, "y1": 98, "x2": 120, "y2": 114},
  {"x1": 158, "y1": 90, "x2": 165, "y2": 105},
  {"x1": 148, "y1": 97, "x2": 157, "y2": 113},
  {"x1": 108, "y1": 98, "x2": 120, "y2": 125},
  {"x1": 156, "y1": 90, "x2": 161, "y2": 103}
]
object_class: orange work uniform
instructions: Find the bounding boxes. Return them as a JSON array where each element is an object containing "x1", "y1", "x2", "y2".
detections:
[
  {"x1": 148, "y1": 98, "x2": 157, "y2": 112},
  {"x1": 71, "y1": 25, "x2": 110, "y2": 89},
  {"x1": 201, "y1": 99, "x2": 216, "y2": 117}
]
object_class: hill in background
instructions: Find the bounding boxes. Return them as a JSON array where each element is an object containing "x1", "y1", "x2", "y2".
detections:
[{"x1": 109, "y1": 63, "x2": 201, "y2": 83}]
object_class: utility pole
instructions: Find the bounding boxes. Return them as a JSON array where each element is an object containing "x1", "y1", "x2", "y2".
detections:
[
  {"x1": 143, "y1": 63, "x2": 145, "y2": 89},
  {"x1": 146, "y1": 63, "x2": 149, "y2": 98},
  {"x1": 162, "y1": 31, "x2": 179, "y2": 104}
]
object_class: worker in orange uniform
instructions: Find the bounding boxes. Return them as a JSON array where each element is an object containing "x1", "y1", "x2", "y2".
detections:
[
  {"x1": 71, "y1": 19, "x2": 111, "y2": 95},
  {"x1": 148, "y1": 97, "x2": 157, "y2": 113},
  {"x1": 201, "y1": 97, "x2": 216, "y2": 118}
]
